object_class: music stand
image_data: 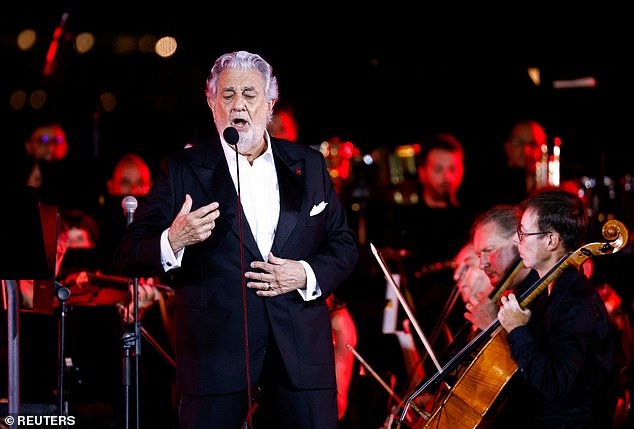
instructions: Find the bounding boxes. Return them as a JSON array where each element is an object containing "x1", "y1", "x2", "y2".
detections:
[{"x1": 0, "y1": 186, "x2": 58, "y2": 420}]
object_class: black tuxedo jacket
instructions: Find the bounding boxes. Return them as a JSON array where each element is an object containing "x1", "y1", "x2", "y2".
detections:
[{"x1": 115, "y1": 134, "x2": 358, "y2": 394}]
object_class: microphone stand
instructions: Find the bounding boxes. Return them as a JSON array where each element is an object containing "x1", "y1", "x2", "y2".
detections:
[
  {"x1": 122, "y1": 277, "x2": 140, "y2": 429},
  {"x1": 235, "y1": 141, "x2": 253, "y2": 429},
  {"x1": 223, "y1": 127, "x2": 253, "y2": 428},
  {"x1": 4, "y1": 279, "x2": 20, "y2": 422},
  {"x1": 121, "y1": 196, "x2": 140, "y2": 429},
  {"x1": 55, "y1": 282, "x2": 71, "y2": 428}
]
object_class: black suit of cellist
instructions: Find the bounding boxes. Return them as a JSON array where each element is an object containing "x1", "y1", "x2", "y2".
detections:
[
  {"x1": 500, "y1": 267, "x2": 614, "y2": 429},
  {"x1": 498, "y1": 190, "x2": 617, "y2": 429}
]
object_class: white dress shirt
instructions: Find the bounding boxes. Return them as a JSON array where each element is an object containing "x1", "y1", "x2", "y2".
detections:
[
  {"x1": 160, "y1": 132, "x2": 319, "y2": 300},
  {"x1": 222, "y1": 132, "x2": 279, "y2": 261}
]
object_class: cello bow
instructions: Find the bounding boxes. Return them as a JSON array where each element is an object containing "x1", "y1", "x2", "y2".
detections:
[
  {"x1": 414, "y1": 255, "x2": 525, "y2": 382},
  {"x1": 371, "y1": 243, "x2": 443, "y2": 374},
  {"x1": 346, "y1": 344, "x2": 429, "y2": 420}
]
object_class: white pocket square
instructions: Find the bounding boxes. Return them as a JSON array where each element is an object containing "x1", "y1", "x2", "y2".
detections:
[{"x1": 310, "y1": 201, "x2": 328, "y2": 216}]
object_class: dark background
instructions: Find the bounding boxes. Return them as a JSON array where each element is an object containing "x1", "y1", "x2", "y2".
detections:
[
  {"x1": 2, "y1": 7, "x2": 632, "y2": 184},
  {"x1": 2, "y1": 7, "x2": 634, "y2": 428}
]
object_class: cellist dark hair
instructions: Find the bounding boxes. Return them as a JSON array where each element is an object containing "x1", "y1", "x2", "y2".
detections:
[{"x1": 519, "y1": 189, "x2": 588, "y2": 251}]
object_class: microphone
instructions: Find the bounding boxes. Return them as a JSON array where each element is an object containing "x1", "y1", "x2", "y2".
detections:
[
  {"x1": 223, "y1": 126, "x2": 240, "y2": 146},
  {"x1": 121, "y1": 195, "x2": 138, "y2": 226},
  {"x1": 43, "y1": 12, "x2": 69, "y2": 77}
]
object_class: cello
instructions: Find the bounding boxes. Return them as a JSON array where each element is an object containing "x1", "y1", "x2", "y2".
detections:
[
  {"x1": 376, "y1": 244, "x2": 528, "y2": 428},
  {"x1": 396, "y1": 219, "x2": 629, "y2": 429}
]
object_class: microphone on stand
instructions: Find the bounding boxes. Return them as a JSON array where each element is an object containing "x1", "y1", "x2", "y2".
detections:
[
  {"x1": 121, "y1": 195, "x2": 138, "y2": 226},
  {"x1": 223, "y1": 126, "x2": 240, "y2": 147},
  {"x1": 120, "y1": 194, "x2": 140, "y2": 429},
  {"x1": 223, "y1": 126, "x2": 253, "y2": 428}
]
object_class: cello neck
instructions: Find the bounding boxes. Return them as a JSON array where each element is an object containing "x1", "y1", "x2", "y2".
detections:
[{"x1": 489, "y1": 256, "x2": 525, "y2": 303}]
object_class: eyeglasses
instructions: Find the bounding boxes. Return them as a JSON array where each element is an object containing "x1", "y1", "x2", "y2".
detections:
[
  {"x1": 516, "y1": 225, "x2": 551, "y2": 242},
  {"x1": 34, "y1": 135, "x2": 65, "y2": 145}
]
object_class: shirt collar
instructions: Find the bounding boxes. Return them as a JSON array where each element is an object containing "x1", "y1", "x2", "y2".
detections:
[{"x1": 221, "y1": 131, "x2": 274, "y2": 164}]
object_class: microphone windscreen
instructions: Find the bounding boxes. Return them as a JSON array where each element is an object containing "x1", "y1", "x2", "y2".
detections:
[
  {"x1": 122, "y1": 195, "x2": 138, "y2": 211},
  {"x1": 223, "y1": 127, "x2": 240, "y2": 145}
]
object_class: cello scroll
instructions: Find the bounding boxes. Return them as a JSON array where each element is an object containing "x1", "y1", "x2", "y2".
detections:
[
  {"x1": 521, "y1": 219, "x2": 628, "y2": 308},
  {"x1": 571, "y1": 219, "x2": 628, "y2": 265}
]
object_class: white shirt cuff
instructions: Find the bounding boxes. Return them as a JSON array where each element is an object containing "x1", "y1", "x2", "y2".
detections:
[
  {"x1": 161, "y1": 228, "x2": 184, "y2": 272},
  {"x1": 297, "y1": 260, "x2": 321, "y2": 301}
]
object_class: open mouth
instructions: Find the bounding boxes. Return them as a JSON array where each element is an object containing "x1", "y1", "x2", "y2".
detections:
[{"x1": 231, "y1": 118, "x2": 248, "y2": 129}]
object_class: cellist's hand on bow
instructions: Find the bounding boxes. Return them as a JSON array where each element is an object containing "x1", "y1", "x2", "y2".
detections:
[{"x1": 498, "y1": 293, "x2": 531, "y2": 333}]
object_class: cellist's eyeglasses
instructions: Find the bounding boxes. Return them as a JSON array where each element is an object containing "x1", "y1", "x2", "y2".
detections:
[{"x1": 516, "y1": 225, "x2": 551, "y2": 242}]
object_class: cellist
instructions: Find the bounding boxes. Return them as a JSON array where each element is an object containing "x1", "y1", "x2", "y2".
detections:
[
  {"x1": 445, "y1": 204, "x2": 541, "y2": 429},
  {"x1": 465, "y1": 204, "x2": 537, "y2": 332},
  {"x1": 400, "y1": 205, "x2": 539, "y2": 425},
  {"x1": 460, "y1": 204, "x2": 539, "y2": 428},
  {"x1": 433, "y1": 205, "x2": 537, "y2": 367},
  {"x1": 498, "y1": 189, "x2": 616, "y2": 429}
]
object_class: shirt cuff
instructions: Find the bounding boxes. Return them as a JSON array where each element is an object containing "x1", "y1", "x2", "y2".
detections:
[
  {"x1": 297, "y1": 260, "x2": 321, "y2": 301},
  {"x1": 161, "y1": 228, "x2": 184, "y2": 272}
]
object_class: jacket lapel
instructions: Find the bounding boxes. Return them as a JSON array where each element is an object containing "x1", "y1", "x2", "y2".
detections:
[
  {"x1": 191, "y1": 139, "x2": 261, "y2": 261},
  {"x1": 271, "y1": 143, "x2": 304, "y2": 254}
]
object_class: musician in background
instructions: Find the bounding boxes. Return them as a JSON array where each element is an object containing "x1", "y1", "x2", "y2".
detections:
[
  {"x1": 94, "y1": 152, "x2": 153, "y2": 275},
  {"x1": 447, "y1": 204, "x2": 537, "y2": 428},
  {"x1": 431, "y1": 241, "x2": 494, "y2": 361},
  {"x1": 266, "y1": 98, "x2": 299, "y2": 142},
  {"x1": 498, "y1": 189, "x2": 616, "y2": 428},
  {"x1": 56, "y1": 208, "x2": 102, "y2": 282},
  {"x1": 101, "y1": 152, "x2": 179, "y2": 428},
  {"x1": 105, "y1": 153, "x2": 153, "y2": 197},
  {"x1": 432, "y1": 206, "x2": 534, "y2": 371},
  {"x1": 15, "y1": 209, "x2": 115, "y2": 309},
  {"x1": 479, "y1": 119, "x2": 548, "y2": 210},
  {"x1": 453, "y1": 242, "x2": 493, "y2": 314},
  {"x1": 449, "y1": 201, "x2": 632, "y2": 428},
  {"x1": 465, "y1": 204, "x2": 536, "y2": 331},
  {"x1": 400, "y1": 213, "x2": 532, "y2": 427},
  {"x1": 373, "y1": 133, "x2": 475, "y2": 355},
  {"x1": 3, "y1": 120, "x2": 99, "y2": 213}
]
